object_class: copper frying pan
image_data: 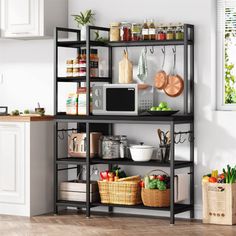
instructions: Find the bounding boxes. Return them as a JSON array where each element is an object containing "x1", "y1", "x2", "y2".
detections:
[
  {"x1": 154, "y1": 47, "x2": 167, "y2": 90},
  {"x1": 164, "y1": 47, "x2": 184, "y2": 97}
]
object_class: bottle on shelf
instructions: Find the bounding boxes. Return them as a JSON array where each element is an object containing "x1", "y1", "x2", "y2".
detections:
[
  {"x1": 156, "y1": 24, "x2": 166, "y2": 41},
  {"x1": 175, "y1": 23, "x2": 184, "y2": 40},
  {"x1": 166, "y1": 24, "x2": 174, "y2": 40},
  {"x1": 142, "y1": 19, "x2": 149, "y2": 40},
  {"x1": 148, "y1": 19, "x2": 156, "y2": 40}
]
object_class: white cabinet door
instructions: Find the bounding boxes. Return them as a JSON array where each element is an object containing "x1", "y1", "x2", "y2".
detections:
[
  {"x1": 1, "y1": 0, "x2": 43, "y2": 37},
  {"x1": 0, "y1": 123, "x2": 25, "y2": 204}
]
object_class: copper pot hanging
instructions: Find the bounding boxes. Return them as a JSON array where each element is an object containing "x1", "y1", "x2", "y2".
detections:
[
  {"x1": 164, "y1": 47, "x2": 184, "y2": 97},
  {"x1": 154, "y1": 47, "x2": 167, "y2": 90}
]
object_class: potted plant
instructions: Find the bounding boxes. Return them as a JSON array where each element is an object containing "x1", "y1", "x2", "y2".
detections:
[{"x1": 72, "y1": 10, "x2": 95, "y2": 40}]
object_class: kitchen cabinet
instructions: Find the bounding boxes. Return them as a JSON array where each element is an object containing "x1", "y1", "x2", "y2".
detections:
[
  {"x1": 0, "y1": 116, "x2": 54, "y2": 216},
  {"x1": 0, "y1": 0, "x2": 67, "y2": 38}
]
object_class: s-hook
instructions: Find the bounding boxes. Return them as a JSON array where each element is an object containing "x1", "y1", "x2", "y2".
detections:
[
  {"x1": 172, "y1": 46, "x2": 176, "y2": 54},
  {"x1": 150, "y1": 46, "x2": 154, "y2": 54}
]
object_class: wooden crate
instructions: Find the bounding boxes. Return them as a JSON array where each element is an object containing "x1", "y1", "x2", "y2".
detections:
[
  {"x1": 202, "y1": 182, "x2": 236, "y2": 225},
  {"x1": 60, "y1": 180, "x2": 99, "y2": 202}
]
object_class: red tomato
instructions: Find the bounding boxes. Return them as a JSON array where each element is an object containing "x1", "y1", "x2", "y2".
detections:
[
  {"x1": 139, "y1": 181, "x2": 145, "y2": 188},
  {"x1": 219, "y1": 173, "x2": 225, "y2": 179},
  {"x1": 209, "y1": 177, "x2": 217, "y2": 183},
  {"x1": 156, "y1": 175, "x2": 165, "y2": 181}
]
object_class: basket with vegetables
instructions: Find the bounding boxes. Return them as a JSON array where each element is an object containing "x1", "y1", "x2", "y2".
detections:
[
  {"x1": 98, "y1": 166, "x2": 142, "y2": 205},
  {"x1": 140, "y1": 169, "x2": 170, "y2": 207}
]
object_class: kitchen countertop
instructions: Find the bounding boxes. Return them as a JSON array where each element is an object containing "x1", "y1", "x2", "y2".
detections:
[{"x1": 0, "y1": 115, "x2": 54, "y2": 122}]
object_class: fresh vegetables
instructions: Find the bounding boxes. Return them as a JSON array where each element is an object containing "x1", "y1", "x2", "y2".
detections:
[
  {"x1": 202, "y1": 165, "x2": 236, "y2": 184},
  {"x1": 142, "y1": 174, "x2": 169, "y2": 190},
  {"x1": 223, "y1": 165, "x2": 236, "y2": 183},
  {"x1": 100, "y1": 166, "x2": 127, "y2": 182}
]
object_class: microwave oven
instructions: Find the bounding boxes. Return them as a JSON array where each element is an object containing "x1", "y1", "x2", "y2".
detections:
[{"x1": 92, "y1": 84, "x2": 153, "y2": 116}]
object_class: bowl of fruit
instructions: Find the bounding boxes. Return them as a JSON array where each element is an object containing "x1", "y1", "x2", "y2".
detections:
[{"x1": 147, "y1": 102, "x2": 179, "y2": 116}]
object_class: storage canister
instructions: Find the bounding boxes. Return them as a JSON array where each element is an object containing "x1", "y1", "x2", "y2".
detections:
[
  {"x1": 120, "y1": 22, "x2": 131, "y2": 41},
  {"x1": 110, "y1": 22, "x2": 120, "y2": 41}
]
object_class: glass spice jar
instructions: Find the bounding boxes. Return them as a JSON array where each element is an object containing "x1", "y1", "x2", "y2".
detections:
[
  {"x1": 120, "y1": 22, "x2": 131, "y2": 41},
  {"x1": 66, "y1": 59, "x2": 73, "y2": 68},
  {"x1": 148, "y1": 19, "x2": 156, "y2": 40},
  {"x1": 156, "y1": 24, "x2": 166, "y2": 40},
  {"x1": 131, "y1": 23, "x2": 142, "y2": 41},
  {"x1": 73, "y1": 68, "x2": 79, "y2": 77},
  {"x1": 110, "y1": 22, "x2": 120, "y2": 41},
  {"x1": 166, "y1": 24, "x2": 174, "y2": 40},
  {"x1": 66, "y1": 68, "x2": 73, "y2": 77},
  {"x1": 175, "y1": 23, "x2": 184, "y2": 40},
  {"x1": 142, "y1": 19, "x2": 149, "y2": 40}
]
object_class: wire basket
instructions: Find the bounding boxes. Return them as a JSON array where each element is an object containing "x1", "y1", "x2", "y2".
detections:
[
  {"x1": 141, "y1": 169, "x2": 170, "y2": 207},
  {"x1": 98, "y1": 176, "x2": 142, "y2": 205}
]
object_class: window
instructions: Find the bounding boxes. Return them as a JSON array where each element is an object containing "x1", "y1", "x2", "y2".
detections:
[{"x1": 217, "y1": 0, "x2": 236, "y2": 110}]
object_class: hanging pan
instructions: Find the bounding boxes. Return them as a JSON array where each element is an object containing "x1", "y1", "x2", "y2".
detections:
[
  {"x1": 164, "y1": 47, "x2": 184, "y2": 97},
  {"x1": 154, "y1": 47, "x2": 167, "y2": 90}
]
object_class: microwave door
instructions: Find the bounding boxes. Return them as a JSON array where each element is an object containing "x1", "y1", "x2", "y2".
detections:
[{"x1": 105, "y1": 87, "x2": 138, "y2": 115}]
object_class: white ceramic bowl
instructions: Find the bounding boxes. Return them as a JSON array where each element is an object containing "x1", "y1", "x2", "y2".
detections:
[{"x1": 130, "y1": 145, "x2": 154, "y2": 162}]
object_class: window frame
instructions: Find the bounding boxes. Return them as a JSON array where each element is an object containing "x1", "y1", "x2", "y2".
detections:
[{"x1": 217, "y1": 0, "x2": 236, "y2": 110}]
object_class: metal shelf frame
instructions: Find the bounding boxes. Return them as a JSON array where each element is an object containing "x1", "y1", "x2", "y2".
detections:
[{"x1": 54, "y1": 25, "x2": 195, "y2": 224}]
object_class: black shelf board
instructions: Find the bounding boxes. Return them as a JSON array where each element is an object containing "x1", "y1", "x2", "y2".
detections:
[
  {"x1": 56, "y1": 157, "x2": 193, "y2": 168},
  {"x1": 57, "y1": 40, "x2": 108, "y2": 48},
  {"x1": 91, "y1": 202, "x2": 193, "y2": 214},
  {"x1": 56, "y1": 200, "x2": 87, "y2": 208},
  {"x1": 108, "y1": 39, "x2": 193, "y2": 47},
  {"x1": 55, "y1": 114, "x2": 194, "y2": 124},
  {"x1": 57, "y1": 76, "x2": 111, "y2": 83}
]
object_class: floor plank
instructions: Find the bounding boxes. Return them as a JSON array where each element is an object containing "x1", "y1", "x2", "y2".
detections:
[{"x1": 0, "y1": 211, "x2": 235, "y2": 236}]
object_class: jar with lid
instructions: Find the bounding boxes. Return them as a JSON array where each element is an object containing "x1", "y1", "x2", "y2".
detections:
[
  {"x1": 166, "y1": 24, "x2": 175, "y2": 40},
  {"x1": 131, "y1": 23, "x2": 142, "y2": 41},
  {"x1": 66, "y1": 68, "x2": 73, "y2": 77},
  {"x1": 156, "y1": 24, "x2": 166, "y2": 40},
  {"x1": 175, "y1": 23, "x2": 184, "y2": 40},
  {"x1": 110, "y1": 22, "x2": 120, "y2": 41},
  {"x1": 73, "y1": 68, "x2": 79, "y2": 77},
  {"x1": 148, "y1": 19, "x2": 156, "y2": 40},
  {"x1": 101, "y1": 136, "x2": 120, "y2": 159},
  {"x1": 78, "y1": 49, "x2": 99, "y2": 77},
  {"x1": 90, "y1": 49, "x2": 99, "y2": 77},
  {"x1": 120, "y1": 22, "x2": 131, "y2": 41},
  {"x1": 66, "y1": 59, "x2": 73, "y2": 68},
  {"x1": 142, "y1": 19, "x2": 149, "y2": 40}
]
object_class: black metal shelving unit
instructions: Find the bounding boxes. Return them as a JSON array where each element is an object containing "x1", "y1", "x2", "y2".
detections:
[{"x1": 54, "y1": 24, "x2": 194, "y2": 224}]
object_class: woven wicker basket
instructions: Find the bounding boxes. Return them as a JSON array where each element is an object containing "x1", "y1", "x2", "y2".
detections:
[
  {"x1": 98, "y1": 176, "x2": 142, "y2": 205},
  {"x1": 141, "y1": 169, "x2": 170, "y2": 207}
]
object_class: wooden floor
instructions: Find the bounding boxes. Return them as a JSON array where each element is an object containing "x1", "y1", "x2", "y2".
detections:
[{"x1": 0, "y1": 211, "x2": 235, "y2": 236}]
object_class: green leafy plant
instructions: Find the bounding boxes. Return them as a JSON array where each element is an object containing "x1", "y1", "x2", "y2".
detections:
[
  {"x1": 224, "y1": 8, "x2": 236, "y2": 104},
  {"x1": 72, "y1": 10, "x2": 95, "y2": 27}
]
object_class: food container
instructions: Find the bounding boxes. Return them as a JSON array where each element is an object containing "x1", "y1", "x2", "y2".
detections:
[
  {"x1": 156, "y1": 24, "x2": 166, "y2": 40},
  {"x1": 131, "y1": 23, "x2": 142, "y2": 41},
  {"x1": 175, "y1": 23, "x2": 184, "y2": 40},
  {"x1": 110, "y1": 22, "x2": 120, "y2": 41},
  {"x1": 66, "y1": 59, "x2": 73, "y2": 68},
  {"x1": 66, "y1": 68, "x2": 73, "y2": 77},
  {"x1": 120, "y1": 22, "x2": 131, "y2": 41},
  {"x1": 166, "y1": 24, "x2": 174, "y2": 40},
  {"x1": 100, "y1": 136, "x2": 120, "y2": 159},
  {"x1": 73, "y1": 68, "x2": 79, "y2": 77},
  {"x1": 129, "y1": 144, "x2": 154, "y2": 162}
]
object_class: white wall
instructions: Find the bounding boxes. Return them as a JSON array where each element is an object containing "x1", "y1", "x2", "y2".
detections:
[{"x1": 1, "y1": 0, "x2": 236, "y2": 219}]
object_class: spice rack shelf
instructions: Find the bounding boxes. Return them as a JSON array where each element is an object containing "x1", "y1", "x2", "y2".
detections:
[{"x1": 54, "y1": 25, "x2": 194, "y2": 224}]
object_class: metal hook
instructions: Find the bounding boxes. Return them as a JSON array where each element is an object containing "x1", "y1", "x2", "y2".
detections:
[
  {"x1": 150, "y1": 46, "x2": 154, "y2": 54},
  {"x1": 188, "y1": 133, "x2": 194, "y2": 143},
  {"x1": 172, "y1": 46, "x2": 176, "y2": 54},
  {"x1": 174, "y1": 134, "x2": 180, "y2": 144},
  {"x1": 161, "y1": 46, "x2": 166, "y2": 55},
  {"x1": 144, "y1": 46, "x2": 147, "y2": 54},
  {"x1": 58, "y1": 131, "x2": 65, "y2": 140},
  {"x1": 179, "y1": 133, "x2": 186, "y2": 144}
]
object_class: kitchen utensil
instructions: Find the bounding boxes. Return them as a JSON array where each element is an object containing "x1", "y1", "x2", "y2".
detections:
[
  {"x1": 147, "y1": 110, "x2": 179, "y2": 116},
  {"x1": 129, "y1": 143, "x2": 154, "y2": 162},
  {"x1": 160, "y1": 144, "x2": 170, "y2": 163},
  {"x1": 154, "y1": 47, "x2": 167, "y2": 89},
  {"x1": 158, "y1": 129, "x2": 168, "y2": 145},
  {"x1": 119, "y1": 50, "x2": 133, "y2": 84},
  {"x1": 164, "y1": 47, "x2": 184, "y2": 97},
  {"x1": 68, "y1": 132, "x2": 102, "y2": 158}
]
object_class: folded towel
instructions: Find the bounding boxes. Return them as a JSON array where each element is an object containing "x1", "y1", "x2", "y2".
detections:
[
  {"x1": 175, "y1": 174, "x2": 189, "y2": 202},
  {"x1": 137, "y1": 49, "x2": 148, "y2": 81}
]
